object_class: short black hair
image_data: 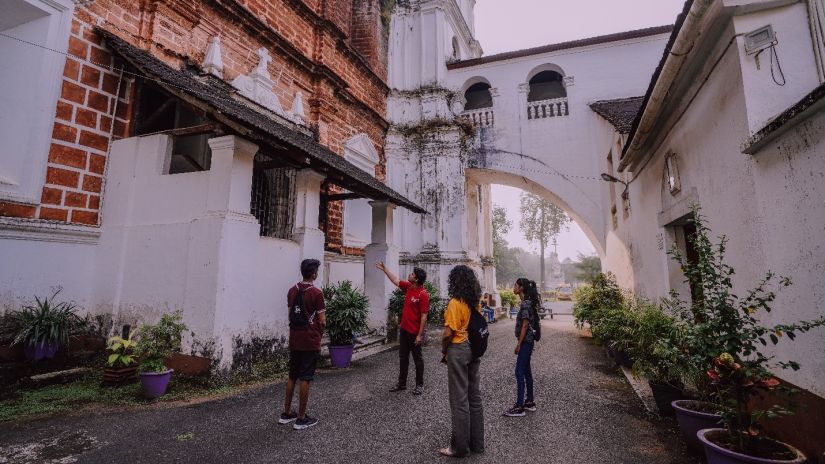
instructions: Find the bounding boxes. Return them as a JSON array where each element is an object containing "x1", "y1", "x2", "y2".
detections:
[
  {"x1": 301, "y1": 259, "x2": 321, "y2": 279},
  {"x1": 413, "y1": 267, "x2": 427, "y2": 284}
]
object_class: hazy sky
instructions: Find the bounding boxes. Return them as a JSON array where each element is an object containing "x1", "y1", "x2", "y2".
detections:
[{"x1": 475, "y1": 0, "x2": 686, "y2": 260}]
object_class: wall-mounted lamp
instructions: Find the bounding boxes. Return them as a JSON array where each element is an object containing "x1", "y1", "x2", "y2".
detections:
[{"x1": 601, "y1": 173, "x2": 629, "y2": 199}]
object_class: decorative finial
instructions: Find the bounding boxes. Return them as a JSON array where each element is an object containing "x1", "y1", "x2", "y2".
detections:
[{"x1": 203, "y1": 36, "x2": 224, "y2": 78}]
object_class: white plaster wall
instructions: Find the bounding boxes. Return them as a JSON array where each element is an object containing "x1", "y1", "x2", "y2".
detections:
[
  {"x1": 445, "y1": 33, "x2": 671, "y2": 255},
  {"x1": 97, "y1": 135, "x2": 309, "y2": 365},
  {"x1": 733, "y1": 3, "x2": 821, "y2": 133},
  {"x1": 604, "y1": 24, "x2": 825, "y2": 396},
  {"x1": 0, "y1": 235, "x2": 96, "y2": 314},
  {"x1": 326, "y1": 257, "x2": 366, "y2": 291}
]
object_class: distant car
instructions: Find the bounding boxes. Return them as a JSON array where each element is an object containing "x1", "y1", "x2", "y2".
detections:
[{"x1": 555, "y1": 285, "x2": 573, "y2": 301}]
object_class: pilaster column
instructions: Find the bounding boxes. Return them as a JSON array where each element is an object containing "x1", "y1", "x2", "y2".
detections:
[
  {"x1": 364, "y1": 200, "x2": 399, "y2": 329},
  {"x1": 293, "y1": 170, "x2": 327, "y2": 281},
  {"x1": 206, "y1": 135, "x2": 259, "y2": 217},
  {"x1": 517, "y1": 83, "x2": 530, "y2": 153}
]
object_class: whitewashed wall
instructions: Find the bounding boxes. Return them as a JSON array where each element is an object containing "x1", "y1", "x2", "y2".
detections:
[{"x1": 604, "y1": 6, "x2": 825, "y2": 396}]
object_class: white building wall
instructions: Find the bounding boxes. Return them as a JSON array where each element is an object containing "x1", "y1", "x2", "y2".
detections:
[{"x1": 605, "y1": 12, "x2": 825, "y2": 396}]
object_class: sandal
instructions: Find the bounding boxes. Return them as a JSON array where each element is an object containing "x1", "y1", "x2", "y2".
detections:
[{"x1": 438, "y1": 447, "x2": 455, "y2": 458}]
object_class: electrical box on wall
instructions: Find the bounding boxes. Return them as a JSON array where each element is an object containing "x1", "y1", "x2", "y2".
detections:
[{"x1": 744, "y1": 25, "x2": 777, "y2": 55}]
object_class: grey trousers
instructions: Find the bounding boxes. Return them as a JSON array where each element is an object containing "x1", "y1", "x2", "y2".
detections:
[{"x1": 447, "y1": 341, "x2": 484, "y2": 455}]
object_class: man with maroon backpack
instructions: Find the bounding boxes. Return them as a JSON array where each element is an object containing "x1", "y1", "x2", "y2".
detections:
[
  {"x1": 280, "y1": 259, "x2": 325, "y2": 430},
  {"x1": 376, "y1": 261, "x2": 430, "y2": 395}
]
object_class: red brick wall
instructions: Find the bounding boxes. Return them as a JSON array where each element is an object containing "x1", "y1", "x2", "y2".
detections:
[
  {"x1": 1, "y1": 0, "x2": 389, "y2": 251},
  {"x1": 0, "y1": 19, "x2": 133, "y2": 225}
]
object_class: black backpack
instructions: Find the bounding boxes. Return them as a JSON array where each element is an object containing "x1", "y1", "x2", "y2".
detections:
[
  {"x1": 530, "y1": 302, "x2": 542, "y2": 342},
  {"x1": 289, "y1": 286, "x2": 310, "y2": 330},
  {"x1": 468, "y1": 308, "x2": 489, "y2": 358}
]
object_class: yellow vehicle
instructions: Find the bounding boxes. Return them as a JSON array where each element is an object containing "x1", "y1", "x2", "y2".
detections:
[{"x1": 555, "y1": 285, "x2": 573, "y2": 301}]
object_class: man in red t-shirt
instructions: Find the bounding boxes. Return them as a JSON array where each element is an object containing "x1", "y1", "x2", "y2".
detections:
[
  {"x1": 279, "y1": 259, "x2": 325, "y2": 430},
  {"x1": 376, "y1": 261, "x2": 430, "y2": 395}
]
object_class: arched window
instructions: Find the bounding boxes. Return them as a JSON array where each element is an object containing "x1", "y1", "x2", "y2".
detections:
[
  {"x1": 528, "y1": 71, "x2": 566, "y2": 102},
  {"x1": 464, "y1": 82, "x2": 492, "y2": 110}
]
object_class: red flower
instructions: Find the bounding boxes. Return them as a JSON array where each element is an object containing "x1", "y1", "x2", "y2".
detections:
[
  {"x1": 707, "y1": 370, "x2": 720, "y2": 382},
  {"x1": 761, "y1": 378, "x2": 780, "y2": 388}
]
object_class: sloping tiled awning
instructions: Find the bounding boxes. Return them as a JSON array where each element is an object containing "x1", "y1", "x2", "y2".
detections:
[
  {"x1": 589, "y1": 97, "x2": 645, "y2": 134},
  {"x1": 99, "y1": 29, "x2": 427, "y2": 214}
]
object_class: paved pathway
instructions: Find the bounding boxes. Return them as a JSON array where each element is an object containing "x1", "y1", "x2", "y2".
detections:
[{"x1": 0, "y1": 316, "x2": 698, "y2": 464}]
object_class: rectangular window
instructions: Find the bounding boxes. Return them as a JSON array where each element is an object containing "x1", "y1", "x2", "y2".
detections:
[
  {"x1": 251, "y1": 164, "x2": 295, "y2": 239},
  {"x1": 135, "y1": 83, "x2": 212, "y2": 174}
]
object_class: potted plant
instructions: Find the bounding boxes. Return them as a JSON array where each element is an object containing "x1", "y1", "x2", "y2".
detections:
[
  {"x1": 323, "y1": 281, "x2": 369, "y2": 368},
  {"x1": 9, "y1": 291, "x2": 81, "y2": 361},
  {"x1": 498, "y1": 289, "x2": 519, "y2": 319},
  {"x1": 667, "y1": 206, "x2": 824, "y2": 462},
  {"x1": 135, "y1": 312, "x2": 187, "y2": 398},
  {"x1": 102, "y1": 333, "x2": 138, "y2": 386}
]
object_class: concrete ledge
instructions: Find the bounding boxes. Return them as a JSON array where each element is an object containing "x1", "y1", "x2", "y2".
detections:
[{"x1": 619, "y1": 366, "x2": 659, "y2": 415}]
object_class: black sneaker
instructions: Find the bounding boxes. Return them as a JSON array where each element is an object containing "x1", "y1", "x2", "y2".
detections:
[
  {"x1": 412, "y1": 385, "x2": 423, "y2": 395},
  {"x1": 293, "y1": 415, "x2": 319, "y2": 430},
  {"x1": 523, "y1": 401, "x2": 537, "y2": 412},
  {"x1": 389, "y1": 385, "x2": 407, "y2": 392},
  {"x1": 278, "y1": 412, "x2": 298, "y2": 424},
  {"x1": 502, "y1": 405, "x2": 526, "y2": 417}
]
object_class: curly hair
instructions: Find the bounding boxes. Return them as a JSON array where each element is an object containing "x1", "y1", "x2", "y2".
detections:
[{"x1": 448, "y1": 265, "x2": 482, "y2": 307}]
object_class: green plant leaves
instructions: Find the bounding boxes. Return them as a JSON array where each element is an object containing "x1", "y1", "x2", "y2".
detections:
[
  {"x1": 324, "y1": 281, "x2": 370, "y2": 346},
  {"x1": 8, "y1": 290, "x2": 80, "y2": 348}
]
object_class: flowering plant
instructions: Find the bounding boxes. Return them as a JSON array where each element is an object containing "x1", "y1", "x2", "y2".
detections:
[{"x1": 666, "y1": 206, "x2": 825, "y2": 453}]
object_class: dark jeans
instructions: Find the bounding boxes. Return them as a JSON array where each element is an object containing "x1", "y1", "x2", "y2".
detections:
[
  {"x1": 515, "y1": 341, "x2": 534, "y2": 406},
  {"x1": 398, "y1": 329, "x2": 424, "y2": 387},
  {"x1": 447, "y1": 341, "x2": 484, "y2": 455}
]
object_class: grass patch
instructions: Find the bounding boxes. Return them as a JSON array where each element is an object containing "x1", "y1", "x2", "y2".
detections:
[{"x1": 0, "y1": 372, "x2": 236, "y2": 423}]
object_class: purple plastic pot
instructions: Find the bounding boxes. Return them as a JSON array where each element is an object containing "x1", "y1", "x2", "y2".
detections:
[
  {"x1": 23, "y1": 341, "x2": 59, "y2": 361},
  {"x1": 329, "y1": 345, "x2": 354, "y2": 368},
  {"x1": 672, "y1": 400, "x2": 722, "y2": 453},
  {"x1": 140, "y1": 369, "x2": 173, "y2": 399},
  {"x1": 697, "y1": 429, "x2": 806, "y2": 464}
]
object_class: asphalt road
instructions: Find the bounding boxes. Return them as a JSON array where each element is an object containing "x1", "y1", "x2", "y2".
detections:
[{"x1": 0, "y1": 316, "x2": 698, "y2": 464}]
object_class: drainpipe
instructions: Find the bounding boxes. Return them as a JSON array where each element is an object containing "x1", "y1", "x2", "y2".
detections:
[{"x1": 620, "y1": 0, "x2": 714, "y2": 171}]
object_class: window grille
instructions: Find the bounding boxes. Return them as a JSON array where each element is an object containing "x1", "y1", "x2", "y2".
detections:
[{"x1": 251, "y1": 164, "x2": 296, "y2": 239}]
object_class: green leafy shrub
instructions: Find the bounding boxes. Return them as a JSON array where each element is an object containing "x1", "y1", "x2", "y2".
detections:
[
  {"x1": 135, "y1": 312, "x2": 187, "y2": 373},
  {"x1": 9, "y1": 291, "x2": 82, "y2": 348},
  {"x1": 629, "y1": 301, "x2": 683, "y2": 385},
  {"x1": 324, "y1": 281, "x2": 370, "y2": 346},
  {"x1": 106, "y1": 334, "x2": 136, "y2": 368},
  {"x1": 498, "y1": 289, "x2": 519, "y2": 308},
  {"x1": 573, "y1": 273, "x2": 624, "y2": 331},
  {"x1": 666, "y1": 205, "x2": 825, "y2": 452},
  {"x1": 589, "y1": 302, "x2": 636, "y2": 353}
]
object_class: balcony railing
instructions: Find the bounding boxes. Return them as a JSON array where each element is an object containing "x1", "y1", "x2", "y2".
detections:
[
  {"x1": 461, "y1": 107, "x2": 495, "y2": 127},
  {"x1": 527, "y1": 97, "x2": 569, "y2": 120}
]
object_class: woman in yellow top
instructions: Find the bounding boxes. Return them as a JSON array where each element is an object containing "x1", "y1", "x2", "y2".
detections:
[{"x1": 439, "y1": 265, "x2": 484, "y2": 457}]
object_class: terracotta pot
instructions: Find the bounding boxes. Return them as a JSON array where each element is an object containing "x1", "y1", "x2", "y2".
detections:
[
  {"x1": 164, "y1": 353, "x2": 211, "y2": 376},
  {"x1": 697, "y1": 428, "x2": 806, "y2": 464}
]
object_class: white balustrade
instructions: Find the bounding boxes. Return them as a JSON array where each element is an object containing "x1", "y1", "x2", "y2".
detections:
[
  {"x1": 527, "y1": 97, "x2": 569, "y2": 120},
  {"x1": 461, "y1": 107, "x2": 495, "y2": 127}
]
